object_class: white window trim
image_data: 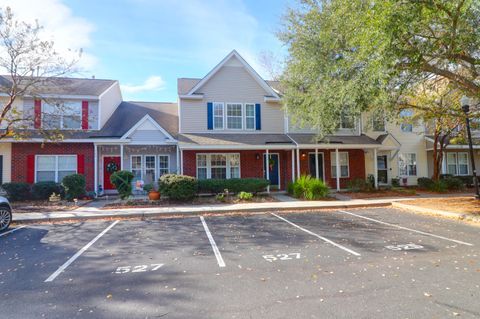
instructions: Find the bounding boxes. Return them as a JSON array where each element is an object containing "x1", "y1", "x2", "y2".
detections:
[
  {"x1": 372, "y1": 113, "x2": 386, "y2": 132},
  {"x1": 35, "y1": 154, "x2": 77, "y2": 183},
  {"x1": 130, "y1": 155, "x2": 143, "y2": 180},
  {"x1": 226, "y1": 103, "x2": 244, "y2": 130},
  {"x1": 399, "y1": 153, "x2": 417, "y2": 177},
  {"x1": 42, "y1": 101, "x2": 83, "y2": 130},
  {"x1": 143, "y1": 154, "x2": 157, "y2": 183},
  {"x1": 196, "y1": 153, "x2": 241, "y2": 179},
  {"x1": 213, "y1": 102, "x2": 224, "y2": 130},
  {"x1": 244, "y1": 103, "x2": 256, "y2": 130},
  {"x1": 158, "y1": 154, "x2": 170, "y2": 177},
  {"x1": 447, "y1": 152, "x2": 469, "y2": 176},
  {"x1": 330, "y1": 152, "x2": 350, "y2": 178},
  {"x1": 400, "y1": 123, "x2": 413, "y2": 133},
  {"x1": 339, "y1": 113, "x2": 356, "y2": 130}
]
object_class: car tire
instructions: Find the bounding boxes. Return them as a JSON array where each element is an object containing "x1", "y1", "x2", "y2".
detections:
[{"x1": 0, "y1": 206, "x2": 12, "y2": 233}]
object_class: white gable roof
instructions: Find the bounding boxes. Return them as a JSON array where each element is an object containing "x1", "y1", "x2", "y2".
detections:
[
  {"x1": 121, "y1": 114, "x2": 176, "y2": 141},
  {"x1": 186, "y1": 50, "x2": 280, "y2": 99}
]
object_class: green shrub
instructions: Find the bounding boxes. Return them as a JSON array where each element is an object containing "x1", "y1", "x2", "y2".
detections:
[
  {"x1": 110, "y1": 170, "x2": 134, "y2": 199},
  {"x1": 1, "y1": 182, "x2": 31, "y2": 201},
  {"x1": 455, "y1": 175, "x2": 474, "y2": 187},
  {"x1": 287, "y1": 182, "x2": 294, "y2": 195},
  {"x1": 367, "y1": 174, "x2": 375, "y2": 189},
  {"x1": 291, "y1": 175, "x2": 329, "y2": 200},
  {"x1": 442, "y1": 176, "x2": 465, "y2": 191},
  {"x1": 143, "y1": 183, "x2": 154, "y2": 193},
  {"x1": 215, "y1": 193, "x2": 226, "y2": 202},
  {"x1": 62, "y1": 174, "x2": 86, "y2": 200},
  {"x1": 159, "y1": 174, "x2": 197, "y2": 201},
  {"x1": 238, "y1": 191, "x2": 253, "y2": 201},
  {"x1": 197, "y1": 178, "x2": 269, "y2": 194},
  {"x1": 347, "y1": 178, "x2": 374, "y2": 192},
  {"x1": 32, "y1": 181, "x2": 65, "y2": 200},
  {"x1": 417, "y1": 177, "x2": 435, "y2": 190},
  {"x1": 431, "y1": 180, "x2": 447, "y2": 192},
  {"x1": 391, "y1": 178, "x2": 400, "y2": 187}
]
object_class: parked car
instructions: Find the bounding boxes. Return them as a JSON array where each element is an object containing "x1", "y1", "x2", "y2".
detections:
[{"x1": 0, "y1": 196, "x2": 12, "y2": 233}]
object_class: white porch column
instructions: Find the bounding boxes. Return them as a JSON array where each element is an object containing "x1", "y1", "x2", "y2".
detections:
[
  {"x1": 315, "y1": 148, "x2": 319, "y2": 179},
  {"x1": 335, "y1": 148, "x2": 340, "y2": 191},
  {"x1": 94, "y1": 143, "x2": 98, "y2": 195},
  {"x1": 373, "y1": 148, "x2": 378, "y2": 189},
  {"x1": 176, "y1": 147, "x2": 180, "y2": 174},
  {"x1": 266, "y1": 149, "x2": 270, "y2": 193},
  {"x1": 441, "y1": 151, "x2": 446, "y2": 174},
  {"x1": 120, "y1": 144, "x2": 124, "y2": 170},
  {"x1": 180, "y1": 150, "x2": 184, "y2": 175},
  {"x1": 291, "y1": 149, "x2": 295, "y2": 182},
  {"x1": 296, "y1": 148, "x2": 301, "y2": 179}
]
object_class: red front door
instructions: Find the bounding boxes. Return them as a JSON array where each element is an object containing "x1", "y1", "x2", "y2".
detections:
[{"x1": 103, "y1": 156, "x2": 121, "y2": 190}]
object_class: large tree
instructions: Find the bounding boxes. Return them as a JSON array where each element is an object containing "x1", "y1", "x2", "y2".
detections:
[
  {"x1": 0, "y1": 7, "x2": 80, "y2": 139},
  {"x1": 279, "y1": 0, "x2": 480, "y2": 133}
]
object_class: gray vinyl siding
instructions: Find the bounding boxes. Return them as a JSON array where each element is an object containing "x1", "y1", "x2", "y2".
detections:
[
  {"x1": 129, "y1": 130, "x2": 170, "y2": 142},
  {"x1": 180, "y1": 62, "x2": 284, "y2": 133}
]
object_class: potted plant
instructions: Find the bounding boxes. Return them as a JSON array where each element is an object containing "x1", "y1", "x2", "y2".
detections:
[{"x1": 144, "y1": 183, "x2": 160, "y2": 201}]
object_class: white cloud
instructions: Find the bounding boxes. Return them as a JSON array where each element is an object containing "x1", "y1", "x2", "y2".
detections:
[
  {"x1": 0, "y1": 0, "x2": 97, "y2": 71},
  {"x1": 121, "y1": 76, "x2": 166, "y2": 94}
]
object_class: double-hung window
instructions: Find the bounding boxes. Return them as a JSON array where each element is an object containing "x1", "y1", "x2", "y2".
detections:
[
  {"x1": 399, "y1": 153, "x2": 417, "y2": 176},
  {"x1": 131, "y1": 156, "x2": 143, "y2": 183},
  {"x1": 339, "y1": 112, "x2": 355, "y2": 129},
  {"x1": 226, "y1": 103, "x2": 243, "y2": 129},
  {"x1": 144, "y1": 155, "x2": 156, "y2": 184},
  {"x1": 213, "y1": 102, "x2": 224, "y2": 129},
  {"x1": 447, "y1": 152, "x2": 469, "y2": 176},
  {"x1": 42, "y1": 101, "x2": 82, "y2": 129},
  {"x1": 158, "y1": 155, "x2": 169, "y2": 176},
  {"x1": 400, "y1": 109, "x2": 413, "y2": 132},
  {"x1": 196, "y1": 153, "x2": 241, "y2": 179},
  {"x1": 36, "y1": 155, "x2": 77, "y2": 182},
  {"x1": 245, "y1": 104, "x2": 255, "y2": 130},
  {"x1": 372, "y1": 112, "x2": 386, "y2": 132},
  {"x1": 331, "y1": 152, "x2": 349, "y2": 178}
]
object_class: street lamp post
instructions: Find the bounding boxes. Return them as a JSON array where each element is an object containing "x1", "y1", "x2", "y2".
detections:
[{"x1": 461, "y1": 96, "x2": 480, "y2": 199}]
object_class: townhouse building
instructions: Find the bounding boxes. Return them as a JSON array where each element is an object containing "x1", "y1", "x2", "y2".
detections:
[{"x1": 0, "y1": 50, "x2": 478, "y2": 194}]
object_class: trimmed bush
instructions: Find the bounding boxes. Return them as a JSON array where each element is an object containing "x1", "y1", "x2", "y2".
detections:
[
  {"x1": 197, "y1": 178, "x2": 269, "y2": 194},
  {"x1": 110, "y1": 170, "x2": 134, "y2": 199},
  {"x1": 32, "y1": 181, "x2": 65, "y2": 200},
  {"x1": 347, "y1": 178, "x2": 374, "y2": 192},
  {"x1": 238, "y1": 191, "x2": 253, "y2": 201},
  {"x1": 1, "y1": 182, "x2": 31, "y2": 201},
  {"x1": 431, "y1": 180, "x2": 447, "y2": 192},
  {"x1": 290, "y1": 175, "x2": 329, "y2": 200},
  {"x1": 417, "y1": 177, "x2": 435, "y2": 190},
  {"x1": 159, "y1": 174, "x2": 197, "y2": 201},
  {"x1": 62, "y1": 174, "x2": 86, "y2": 201},
  {"x1": 391, "y1": 178, "x2": 400, "y2": 187},
  {"x1": 442, "y1": 176, "x2": 465, "y2": 191}
]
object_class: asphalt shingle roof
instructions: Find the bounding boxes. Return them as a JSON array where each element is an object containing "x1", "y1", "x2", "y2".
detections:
[
  {"x1": 178, "y1": 133, "x2": 294, "y2": 146},
  {"x1": 288, "y1": 134, "x2": 381, "y2": 145}
]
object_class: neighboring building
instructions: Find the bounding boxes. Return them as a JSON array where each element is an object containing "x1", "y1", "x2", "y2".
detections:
[{"x1": 0, "y1": 50, "x2": 476, "y2": 194}]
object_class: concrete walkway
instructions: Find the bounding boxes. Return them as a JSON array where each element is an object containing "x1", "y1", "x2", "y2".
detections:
[{"x1": 12, "y1": 197, "x2": 414, "y2": 224}]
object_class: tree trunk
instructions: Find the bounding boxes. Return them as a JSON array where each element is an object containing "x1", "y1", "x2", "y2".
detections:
[{"x1": 432, "y1": 134, "x2": 442, "y2": 180}]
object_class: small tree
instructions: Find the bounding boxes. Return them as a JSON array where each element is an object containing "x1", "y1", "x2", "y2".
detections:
[
  {"x1": 110, "y1": 170, "x2": 134, "y2": 200},
  {"x1": 0, "y1": 7, "x2": 80, "y2": 140}
]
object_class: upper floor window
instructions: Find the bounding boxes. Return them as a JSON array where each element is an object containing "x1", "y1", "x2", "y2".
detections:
[
  {"x1": 245, "y1": 104, "x2": 255, "y2": 130},
  {"x1": 372, "y1": 112, "x2": 386, "y2": 132},
  {"x1": 339, "y1": 112, "x2": 355, "y2": 129},
  {"x1": 42, "y1": 101, "x2": 82, "y2": 129},
  {"x1": 400, "y1": 109, "x2": 413, "y2": 133},
  {"x1": 213, "y1": 102, "x2": 224, "y2": 130},
  {"x1": 226, "y1": 103, "x2": 243, "y2": 129}
]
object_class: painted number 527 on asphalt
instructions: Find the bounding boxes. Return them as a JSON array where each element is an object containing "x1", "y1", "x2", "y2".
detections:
[
  {"x1": 263, "y1": 253, "x2": 301, "y2": 262},
  {"x1": 115, "y1": 264, "x2": 164, "y2": 274}
]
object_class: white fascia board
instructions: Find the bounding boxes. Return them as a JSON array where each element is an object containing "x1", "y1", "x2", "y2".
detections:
[
  {"x1": 264, "y1": 96, "x2": 282, "y2": 103},
  {"x1": 120, "y1": 114, "x2": 176, "y2": 141},
  {"x1": 296, "y1": 144, "x2": 380, "y2": 149},
  {"x1": 22, "y1": 94, "x2": 99, "y2": 100},
  {"x1": 179, "y1": 94, "x2": 204, "y2": 100},
  {"x1": 178, "y1": 144, "x2": 296, "y2": 151},
  {"x1": 185, "y1": 50, "x2": 279, "y2": 99}
]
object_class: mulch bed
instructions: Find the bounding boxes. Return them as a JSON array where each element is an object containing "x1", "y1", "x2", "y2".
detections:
[
  {"x1": 402, "y1": 197, "x2": 480, "y2": 215},
  {"x1": 343, "y1": 189, "x2": 418, "y2": 199},
  {"x1": 102, "y1": 195, "x2": 277, "y2": 209},
  {"x1": 11, "y1": 200, "x2": 92, "y2": 213}
]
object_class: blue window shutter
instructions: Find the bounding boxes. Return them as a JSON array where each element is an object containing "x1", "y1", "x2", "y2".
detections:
[
  {"x1": 255, "y1": 103, "x2": 261, "y2": 130},
  {"x1": 207, "y1": 102, "x2": 213, "y2": 130}
]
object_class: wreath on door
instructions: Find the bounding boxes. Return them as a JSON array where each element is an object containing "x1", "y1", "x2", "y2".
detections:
[
  {"x1": 106, "y1": 161, "x2": 119, "y2": 173},
  {"x1": 269, "y1": 158, "x2": 275, "y2": 171}
]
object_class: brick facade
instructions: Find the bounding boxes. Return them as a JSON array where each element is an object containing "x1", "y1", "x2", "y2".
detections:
[
  {"x1": 298, "y1": 149, "x2": 366, "y2": 188},
  {"x1": 11, "y1": 143, "x2": 95, "y2": 191},
  {"x1": 183, "y1": 149, "x2": 294, "y2": 190}
]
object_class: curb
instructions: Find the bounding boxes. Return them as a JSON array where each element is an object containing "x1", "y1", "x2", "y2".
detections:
[
  {"x1": 12, "y1": 202, "x2": 393, "y2": 225},
  {"x1": 392, "y1": 202, "x2": 480, "y2": 223}
]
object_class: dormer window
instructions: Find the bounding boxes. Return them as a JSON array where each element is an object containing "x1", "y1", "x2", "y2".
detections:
[
  {"x1": 42, "y1": 101, "x2": 82, "y2": 129},
  {"x1": 339, "y1": 112, "x2": 355, "y2": 129}
]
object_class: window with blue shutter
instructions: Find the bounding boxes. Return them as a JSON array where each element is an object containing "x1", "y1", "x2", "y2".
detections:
[
  {"x1": 255, "y1": 103, "x2": 261, "y2": 130},
  {"x1": 207, "y1": 102, "x2": 213, "y2": 130}
]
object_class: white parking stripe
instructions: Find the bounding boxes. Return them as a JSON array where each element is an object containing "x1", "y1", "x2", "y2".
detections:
[
  {"x1": 45, "y1": 221, "x2": 119, "y2": 282},
  {"x1": 0, "y1": 226, "x2": 26, "y2": 237},
  {"x1": 271, "y1": 213, "x2": 361, "y2": 256},
  {"x1": 339, "y1": 210, "x2": 473, "y2": 246},
  {"x1": 200, "y1": 216, "x2": 226, "y2": 268}
]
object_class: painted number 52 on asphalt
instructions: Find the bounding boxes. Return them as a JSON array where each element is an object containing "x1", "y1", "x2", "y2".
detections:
[{"x1": 263, "y1": 253, "x2": 301, "y2": 262}]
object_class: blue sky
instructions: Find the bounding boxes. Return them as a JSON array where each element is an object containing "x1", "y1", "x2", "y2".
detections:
[{"x1": 3, "y1": 0, "x2": 293, "y2": 102}]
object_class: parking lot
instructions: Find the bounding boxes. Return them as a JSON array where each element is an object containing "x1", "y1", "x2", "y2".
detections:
[{"x1": 1, "y1": 207, "x2": 479, "y2": 319}]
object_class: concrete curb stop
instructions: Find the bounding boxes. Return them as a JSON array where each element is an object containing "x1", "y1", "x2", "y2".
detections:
[{"x1": 392, "y1": 202, "x2": 480, "y2": 223}]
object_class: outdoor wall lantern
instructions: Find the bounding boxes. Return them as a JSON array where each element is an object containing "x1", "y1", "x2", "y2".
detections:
[{"x1": 255, "y1": 153, "x2": 260, "y2": 160}]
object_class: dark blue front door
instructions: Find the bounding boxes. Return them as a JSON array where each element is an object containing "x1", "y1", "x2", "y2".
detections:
[{"x1": 264, "y1": 153, "x2": 279, "y2": 188}]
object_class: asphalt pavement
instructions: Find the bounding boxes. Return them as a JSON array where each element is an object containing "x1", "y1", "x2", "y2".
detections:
[{"x1": 1, "y1": 207, "x2": 479, "y2": 318}]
